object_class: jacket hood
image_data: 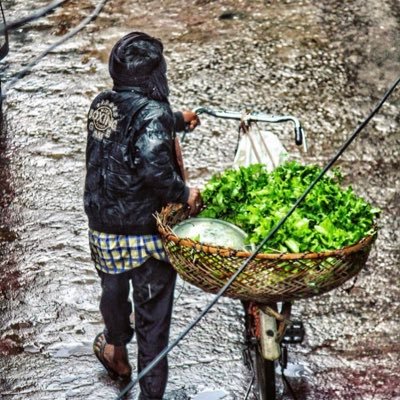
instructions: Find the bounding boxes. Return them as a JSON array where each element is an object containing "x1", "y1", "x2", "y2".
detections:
[{"x1": 109, "y1": 31, "x2": 170, "y2": 102}]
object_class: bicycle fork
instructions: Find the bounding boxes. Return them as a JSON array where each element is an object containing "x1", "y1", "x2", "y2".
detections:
[{"x1": 243, "y1": 302, "x2": 305, "y2": 400}]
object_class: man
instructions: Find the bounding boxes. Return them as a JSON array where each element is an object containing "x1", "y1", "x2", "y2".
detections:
[{"x1": 84, "y1": 31, "x2": 202, "y2": 399}]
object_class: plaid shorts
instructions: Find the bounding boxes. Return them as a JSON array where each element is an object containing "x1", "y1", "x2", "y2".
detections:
[{"x1": 89, "y1": 229, "x2": 169, "y2": 274}]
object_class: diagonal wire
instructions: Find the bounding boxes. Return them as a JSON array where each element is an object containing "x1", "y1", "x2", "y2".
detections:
[
  {"x1": 2, "y1": 0, "x2": 109, "y2": 97},
  {"x1": 0, "y1": 1, "x2": 9, "y2": 60},
  {"x1": 115, "y1": 76, "x2": 400, "y2": 399},
  {"x1": 0, "y1": 0, "x2": 69, "y2": 34}
]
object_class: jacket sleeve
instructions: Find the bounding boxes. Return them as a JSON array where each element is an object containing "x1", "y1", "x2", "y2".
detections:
[
  {"x1": 173, "y1": 111, "x2": 186, "y2": 132},
  {"x1": 136, "y1": 108, "x2": 189, "y2": 204}
]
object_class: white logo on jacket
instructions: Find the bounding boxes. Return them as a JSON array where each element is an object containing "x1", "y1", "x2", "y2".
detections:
[{"x1": 88, "y1": 100, "x2": 119, "y2": 140}]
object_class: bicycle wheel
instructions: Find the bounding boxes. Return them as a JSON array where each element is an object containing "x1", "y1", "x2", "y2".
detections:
[{"x1": 255, "y1": 343, "x2": 276, "y2": 400}]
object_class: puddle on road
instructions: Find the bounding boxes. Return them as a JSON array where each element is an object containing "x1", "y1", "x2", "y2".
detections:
[{"x1": 192, "y1": 389, "x2": 228, "y2": 400}]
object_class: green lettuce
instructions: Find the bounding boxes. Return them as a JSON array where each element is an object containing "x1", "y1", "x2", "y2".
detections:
[{"x1": 199, "y1": 161, "x2": 379, "y2": 253}]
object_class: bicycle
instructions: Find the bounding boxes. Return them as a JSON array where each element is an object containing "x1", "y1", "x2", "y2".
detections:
[
  {"x1": 156, "y1": 107, "x2": 374, "y2": 400},
  {"x1": 186, "y1": 107, "x2": 307, "y2": 399}
]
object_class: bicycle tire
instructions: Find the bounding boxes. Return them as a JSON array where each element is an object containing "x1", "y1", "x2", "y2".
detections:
[{"x1": 255, "y1": 343, "x2": 276, "y2": 400}]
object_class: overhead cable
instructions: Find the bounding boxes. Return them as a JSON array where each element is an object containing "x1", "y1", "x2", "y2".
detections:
[
  {"x1": 2, "y1": 0, "x2": 109, "y2": 96},
  {"x1": 0, "y1": 0, "x2": 69, "y2": 35},
  {"x1": 0, "y1": 1, "x2": 9, "y2": 60}
]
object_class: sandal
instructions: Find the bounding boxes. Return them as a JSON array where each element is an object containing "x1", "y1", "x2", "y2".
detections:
[{"x1": 93, "y1": 332, "x2": 132, "y2": 381}]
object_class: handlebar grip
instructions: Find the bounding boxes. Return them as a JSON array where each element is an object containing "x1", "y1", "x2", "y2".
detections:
[{"x1": 295, "y1": 127, "x2": 303, "y2": 146}]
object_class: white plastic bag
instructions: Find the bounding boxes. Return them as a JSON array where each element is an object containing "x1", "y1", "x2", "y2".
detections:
[{"x1": 232, "y1": 127, "x2": 288, "y2": 171}]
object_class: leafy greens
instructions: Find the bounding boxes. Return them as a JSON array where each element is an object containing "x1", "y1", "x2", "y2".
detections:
[{"x1": 199, "y1": 161, "x2": 379, "y2": 253}]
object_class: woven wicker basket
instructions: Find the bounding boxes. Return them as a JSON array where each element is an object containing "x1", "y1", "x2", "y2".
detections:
[{"x1": 156, "y1": 204, "x2": 376, "y2": 303}]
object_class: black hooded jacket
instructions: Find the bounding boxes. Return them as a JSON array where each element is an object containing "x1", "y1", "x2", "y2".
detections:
[{"x1": 84, "y1": 89, "x2": 189, "y2": 235}]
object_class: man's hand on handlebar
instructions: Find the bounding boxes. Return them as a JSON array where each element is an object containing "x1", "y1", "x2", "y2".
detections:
[{"x1": 182, "y1": 110, "x2": 201, "y2": 131}]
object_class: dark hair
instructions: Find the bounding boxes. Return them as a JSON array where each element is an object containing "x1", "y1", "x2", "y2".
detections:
[{"x1": 109, "y1": 32, "x2": 169, "y2": 101}]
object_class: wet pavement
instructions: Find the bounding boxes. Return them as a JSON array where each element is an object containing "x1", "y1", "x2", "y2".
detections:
[{"x1": 0, "y1": 0, "x2": 399, "y2": 399}]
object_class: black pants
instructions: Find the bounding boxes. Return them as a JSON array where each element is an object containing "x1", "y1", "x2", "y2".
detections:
[{"x1": 98, "y1": 258, "x2": 177, "y2": 400}]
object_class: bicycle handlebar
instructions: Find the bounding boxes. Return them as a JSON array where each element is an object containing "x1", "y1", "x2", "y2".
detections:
[{"x1": 194, "y1": 107, "x2": 306, "y2": 150}]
